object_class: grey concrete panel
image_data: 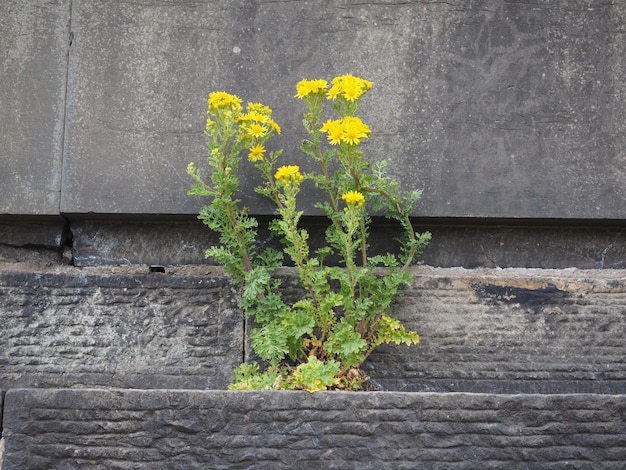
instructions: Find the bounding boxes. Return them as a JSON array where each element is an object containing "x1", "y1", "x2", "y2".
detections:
[
  {"x1": 0, "y1": 0, "x2": 70, "y2": 215},
  {"x1": 61, "y1": 1, "x2": 626, "y2": 218}
]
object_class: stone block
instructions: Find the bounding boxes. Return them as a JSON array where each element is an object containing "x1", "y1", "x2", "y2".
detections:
[
  {"x1": 60, "y1": 0, "x2": 626, "y2": 218},
  {"x1": 0, "y1": 267, "x2": 242, "y2": 390},
  {"x1": 68, "y1": 218, "x2": 626, "y2": 269},
  {"x1": 0, "y1": 0, "x2": 70, "y2": 215},
  {"x1": 2, "y1": 265, "x2": 626, "y2": 393},
  {"x1": 364, "y1": 267, "x2": 626, "y2": 393},
  {"x1": 0, "y1": 216, "x2": 68, "y2": 248},
  {"x1": 236, "y1": 266, "x2": 626, "y2": 394},
  {"x1": 69, "y1": 217, "x2": 220, "y2": 266},
  {"x1": 0, "y1": 215, "x2": 70, "y2": 272},
  {"x1": 2, "y1": 389, "x2": 625, "y2": 468}
]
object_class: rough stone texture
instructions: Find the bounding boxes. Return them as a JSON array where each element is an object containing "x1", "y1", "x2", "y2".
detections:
[
  {"x1": 0, "y1": 216, "x2": 69, "y2": 248},
  {"x1": 69, "y1": 218, "x2": 221, "y2": 267},
  {"x1": 422, "y1": 223, "x2": 626, "y2": 269},
  {"x1": 4, "y1": 264, "x2": 621, "y2": 393},
  {"x1": 0, "y1": 389, "x2": 4, "y2": 466},
  {"x1": 0, "y1": 0, "x2": 70, "y2": 215},
  {"x1": 60, "y1": 0, "x2": 626, "y2": 218},
  {"x1": 364, "y1": 267, "x2": 626, "y2": 394},
  {"x1": 0, "y1": 267, "x2": 242, "y2": 390},
  {"x1": 2, "y1": 389, "x2": 625, "y2": 469},
  {"x1": 68, "y1": 218, "x2": 626, "y2": 269}
]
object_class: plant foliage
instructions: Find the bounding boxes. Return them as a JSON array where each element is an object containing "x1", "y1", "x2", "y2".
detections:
[{"x1": 188, "y1": 75, "x2": 431, "y2": 391}]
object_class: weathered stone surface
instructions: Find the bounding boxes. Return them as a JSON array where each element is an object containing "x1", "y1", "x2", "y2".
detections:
[
  {"x1": 2, "y1": 265, "x2": 625, "y2": 393},
  {"x1": 421, "y1": 223, "x2": 626, "y2": 269},
  {"x1": 0, "y1": 267, "x2": 242, "y2": 390},
  {"x1": 0, "y1": 216, "x2": 68, "y2": 248},
  {"x1": 69, "y1": 218, "x2": 221, "y2": 266},
  {"x1": 232, "y1": 266, "x2": 626, "y2": 394},
  {"x1": 60, "y1": 0, "x2": 626, "y2": 219},
  {"x1": 0, "y1": 0, "x2": 70, "y2": 215},
  {"x1": 364, "y1": 267, "x2": 626, "y2": 393},
  {"x1": 68, "y1": 217, "x2": 626, "y2": 269},
  {"x1": 3, "y1": 389, "x2": 625, "y2": 469}
]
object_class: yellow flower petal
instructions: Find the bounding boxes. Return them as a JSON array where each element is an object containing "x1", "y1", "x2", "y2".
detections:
[
  {"x1": 248, "y1": 143, "x2": 266, "y2": 162},
  {"x1": 275, "y1": 165, "x2": 303, "y2": 183},
  {"x1": 342, "y1": 190, "x2": 365, "y2": 207}
]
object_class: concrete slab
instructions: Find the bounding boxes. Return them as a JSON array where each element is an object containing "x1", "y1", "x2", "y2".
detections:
[
  {"x1": 61, "y1": 1, "x2": 626, "y2": 218},
  {"x1": 0, "y1": 0, "x2": 70, "y2": 215}
]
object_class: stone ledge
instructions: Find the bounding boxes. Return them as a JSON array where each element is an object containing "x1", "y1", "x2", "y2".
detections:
[
  {"x1": 67, "y1": 217, "x2": 626, "y2": 269},
  {"x1": 1, "y1": 388, "x2": 625, "y2": 469}
]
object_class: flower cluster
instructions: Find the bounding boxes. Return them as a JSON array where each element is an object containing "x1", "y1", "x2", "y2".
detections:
[
  {"x1": 327, "y1": 74, "x2": 373, "y2": 102},
  {"x1": 321, "y1": 116, "x2": 371, "y2": 146},
  {"x1": 295, "y1": 79, "x2": 329, "y2": 99},
  {"x1": 275, "y1": 165, "x2": 303, "y2": 183},
  {"x1": 208, "y1": 91, "x2": 242, "y2": 112},
  {"x1": 295, "y1": 74, "x2": 373, "y2": 103}
]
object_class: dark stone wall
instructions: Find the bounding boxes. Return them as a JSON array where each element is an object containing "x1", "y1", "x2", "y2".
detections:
[
  {"x1": 2, "y1": 266, "x2": 625, "y2": 394},
  {"x1": 3, "y1": 263, "x2": 624, "y2": 467},
  {"x1": 2, "y1": 389, "x2": 625, "y2": 469},
  {"x1": 0, "y1": 267, "x2": 242, "y2": 390},
  {"x1": 66, "y1": 218, "x2": 626, "y2": 269}
]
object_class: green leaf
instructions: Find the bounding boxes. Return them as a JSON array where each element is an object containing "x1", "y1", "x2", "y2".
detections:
[
  {"x1": 325, "y1": 319, "x2": 368, "y2": 368},
  {"x1": 301, "y1": 139, "x2": 315, "y2": 158},
  {"x1": 229, "y1": 363, "x2": 283, "y2": 390},
  {"x1": 372, "y1": 314, "x2": 420, "y2": 348},
  {"x1": 283, "y1": 307, "x2": 315, "y2": 359},
  {"x1": 250, "y1": 322, "x2": 288, "y2": 363},
  {"x1": 289, "y1": 356, "x2": 340, "y2": 392}
]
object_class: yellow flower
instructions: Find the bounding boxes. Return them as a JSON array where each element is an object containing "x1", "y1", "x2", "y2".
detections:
[
  {"x1": 320, "y1": 119, "x2": 344, "y2": 146},
  {"x1": 342, "y1": 190, "x2": 365, "y2": 208},
  {"x1": 247, "y1": 102, "x2": 272, "y2": 114},
  {"x1": 268, "y1": 119, "x2": 281, "y2": 135},
  {"x1": 327, "y1": 84, "x2": 341, "y2": 100},
  {"x1": 247, "y1": 123, "x2": 267, "y2": 138},
  {"x1": 236, "y1": 112, "x2": 260, "y2": 122},
  {"x1": 327, "y1": 74, "x2": 373, "y2": 102},
  {"x1": 295, "y1": 78, "x2": 329, "y2": 99},
  {"x1": 320, "y1": 117, "x2": 370, "y2": 146},
  {"x1": 248, "y1": 143, "x2": 265, "y2": 162},
  {"x1": 341, "y1": 116, "x2": 370, "y2": 145},
  {"x1": 238, "y1": 110, "x2": 281, "y2": 135},
  {"x1": 275, "y1": 165, "x2": 303, "y2": 183},
  {"x1": 208, "y1": 91, "x2": 242, "y2": 111}
]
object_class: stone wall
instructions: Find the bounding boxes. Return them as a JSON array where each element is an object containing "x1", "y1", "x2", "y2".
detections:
[
  {"x1": 3, "y1": 0, "x2": 626, "y2": 273},
  {"x1": 2, "y1": 2, "x2": 626, "y2": 467},
  {"x1": 2, "y1": 265, "x2": 625, "y2": 394},
  {"x1": 1, "y1": 0, "x2": 625, "y2": 220},
  {"x1": 2, "y1": 389, "x2": 625, "y2": 469}
]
